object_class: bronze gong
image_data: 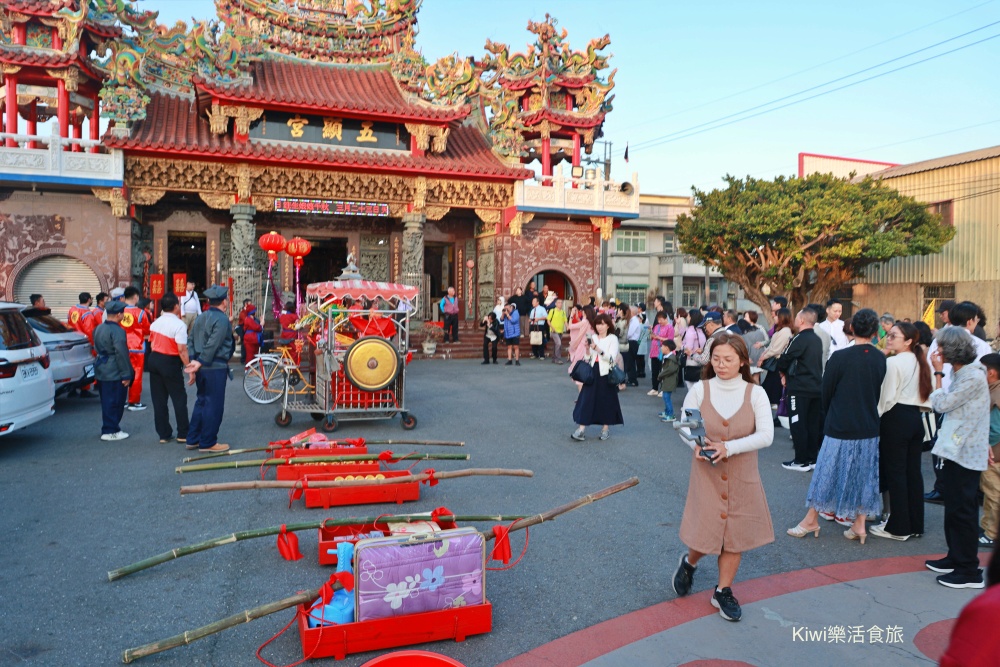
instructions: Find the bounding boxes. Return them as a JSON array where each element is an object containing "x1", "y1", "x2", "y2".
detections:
[{"x1": 343, "y1": 336, "x2": 400, "y2": 392}]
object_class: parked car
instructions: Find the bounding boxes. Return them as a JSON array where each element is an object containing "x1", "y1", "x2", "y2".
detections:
[
  {"x1": 18, "y1": 305, "x2": 95, "y2": 397},
  {"x1": 0, "y1": 302, "x2": 54, "y2": 436}
]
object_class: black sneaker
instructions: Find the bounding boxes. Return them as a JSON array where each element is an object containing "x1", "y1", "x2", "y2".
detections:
[
  {"x1": 937, "y1": 570, "x2": 985, "y2": 589},
  {"x1": 515, "y1": 360, "x2": 521, "y2": 366},
  {"x1": 925, "y1": 558, "x2": 955, "y2": 574},
  {"x1": 492, "y1": 360, "x2": 498, "y2": 364},
  {"x1": 782, "y1": 460, "x2": 815, "y2": 472},
  {"x1": 979, "y1": 534, "x2": 996, "y2": 548},
  {"x1": 923, "y1": 490, "x2": 944, "y2": 505},
  {"x1": 505, "y1": 360, "x2": 513, "y2": 366},
  {"x1": 481, "y1": 360, "x2": 490, "y2": 365},
  {"x1": 712, "y1": 587, "x2": 742, "y2": 621},
  {"x1": 127, "y1": 402, "x2": 148, "y2": 411},
  {"x1": 671, "y1": 554, "x2": 696, "y2": 597}
]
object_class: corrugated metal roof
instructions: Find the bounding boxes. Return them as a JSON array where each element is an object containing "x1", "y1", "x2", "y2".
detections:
[{"x1": 866, "y1": 144, "x2": 1000, "y2": 180}]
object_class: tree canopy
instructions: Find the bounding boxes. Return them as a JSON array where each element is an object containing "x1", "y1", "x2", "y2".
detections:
[{"x1": 674, "y1": 172, "x2": 956, "y2": 315}]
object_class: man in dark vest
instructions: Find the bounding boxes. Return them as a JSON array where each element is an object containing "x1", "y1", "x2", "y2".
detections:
[
  {"x1": 439, "y1": 286, "x2": 460, "y2": 343},
  {"x1": 184, "y1": 285, "x2": 234, "y2": 453}
]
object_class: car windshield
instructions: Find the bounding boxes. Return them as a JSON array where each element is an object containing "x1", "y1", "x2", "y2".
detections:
[
  {"x1": 26, "y1": 314, "x2": 73, "y2": 335},
  {"x1": 0, "y1": 310, "x2": 39, "y2": 351}
]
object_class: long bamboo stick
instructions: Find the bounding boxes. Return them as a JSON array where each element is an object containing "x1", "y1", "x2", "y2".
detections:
[
  {"x1": 108, "y1": 513, "x2": 529, "y2": 581},
  {"x1": 175, "y1": 452, "x2": 469, "y2": 474},
  {"x1": 179, "y1": 467, "x2": 534, "y2": 495},
  {"x1": 183, "y1": 439, "x2": 466, "y2": 462},
  {"x1": 121, "y1": 478, "x2": 638, "y2": 663}
]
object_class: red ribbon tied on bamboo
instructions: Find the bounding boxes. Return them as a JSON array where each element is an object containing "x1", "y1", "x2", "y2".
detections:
[
  {"x1": 377, "y1": 450, "x2": 399, "y2": 464},
  {"x1": 491, "y1": 525, "x2": 512, "y2": 564},
  {"x1": 276, "y1": 524, "x2": 303, "y2": 561},
  {"x1": 344, "y1": 438, "x2": 365, "y2": 448},
  {"x1": 289, "y1": 477, "x2": 309, "y2": 508},
  {"x1": 320, "y1": 572, "x2": 355, "y2": 605},
  {"x1": 422, "y1": 468, "x2": 438, "y2": 486},
  {"x1": 431, "y1": 506, "x2": 456, "y2": 529}
]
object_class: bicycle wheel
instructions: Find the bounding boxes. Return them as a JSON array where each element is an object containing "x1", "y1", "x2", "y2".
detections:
[{"x1": 243, "y1": 358, "x2": 285, "y2": 404}]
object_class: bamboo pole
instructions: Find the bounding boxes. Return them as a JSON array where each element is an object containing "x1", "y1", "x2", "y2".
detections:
[
  {"x1": 180, "y1": 468, "x2": 534, "y2": 495},
  {"x1": 108, "y1": 514, "x2": 529, "y2": 581},
  {"x1": 121, "y1": 478, "x2": 638, "y2": 663},
  {"x1": 175, "y1": 452, "x2": 469, "y2": 474},
  {"x1": 183, "y1": 439, "x2": 466, "y2": 463}
]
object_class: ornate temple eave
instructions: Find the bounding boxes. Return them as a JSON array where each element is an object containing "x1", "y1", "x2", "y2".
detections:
[
  {"x1": 520, "y1": 108, "x2": 607, "y2": 130},
  {"x1": 497, "y1": 73, "x2": 597, "y2": 91}
]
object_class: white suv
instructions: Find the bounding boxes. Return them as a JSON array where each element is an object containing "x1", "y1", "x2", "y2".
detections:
[
  {"x1": 19, "y1": 306, "x2": 95, "y2": 396},
  {"x1": 0, "y1": 303, "x2": 55, "y2": 436}
]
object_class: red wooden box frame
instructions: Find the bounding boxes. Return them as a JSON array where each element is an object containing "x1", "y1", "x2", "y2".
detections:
[
  {"x1": 276, "y1": 461, "x2": 381, "y2": 481},
  {"x1": 271, "y1": 446, "x2": 369, "y2": 458},
  {"x1": 317, "y1": 522, "x2": 386, "y2": 566},
  {"x1": 296, "y1": 599, "x2": 492, "y2": 660},
  {"x1": 304, "y1": 470, "x2": 421, "y2": 509}
]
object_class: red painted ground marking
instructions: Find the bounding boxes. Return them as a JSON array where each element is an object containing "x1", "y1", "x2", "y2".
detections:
[
  {"x1": 913, "y1": 619, "x2": 956, "y2": 663},
  {"x1": 678, "y1": 661, "x2": 757, "y2": 667},
  {"x1": 498, "y1": 553, "x2": 990, "y2": 667}
]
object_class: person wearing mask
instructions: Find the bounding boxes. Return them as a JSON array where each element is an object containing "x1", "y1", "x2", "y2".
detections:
[
  {"x1": 92, "y1": 301, "x2": 134, "y2": 441},
  {"x1": 547, "y1": 298, "x2": 567, "y2": 364},
  {"x1": 147, "y1": 293, "x2": 190, "y2": 445},
  {"x1": 671, "y1": 334, "x2": 774, "y2": 622},
  {"x1": 778, "y1": 308, "x2": 825, "y2": 471},
  {"x1": 500, "y1": 301, "x2": 521, "y2": 366},
  {"x1": 528, "y1": 296, "x2": 548, "y2": 359},
  {"x1": 439, "y1": 286, "x2": 460, "y2": 344},
  {"x1": 180, "y1": 282, "x2": 201, "y2": 333},
  {"x1": 871, "y1": 322, "x2": 933, "y2": 541},
  {"x1": 184, "y1": 285, "x2": 235, "y2": 454},
  {"x1": 648, "y1": 310, "x2": 675, "y2": 396},
  {"x1": 571, "y1": 313, "x2": 625, "y2": 442},
  {"x1": 480, "y1": 311, "x2": 501, "y2": 365},
  {"x1": 121, "y1": 286, "x2": 149, "y2": 411},
  {"x1": 816, "y1": 299, "x2": 849, "y2": 358},
  {"x1": 788, "y1": 309, "x2": 886, "y2": 543},
  {"x1": 978, "y1": 354, "x2": 1000, "y2": 548},
  {"x1": 926, "y1": 327, "x2": 992, "y2": 588}
]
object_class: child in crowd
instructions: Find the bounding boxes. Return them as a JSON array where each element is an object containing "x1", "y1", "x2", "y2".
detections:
[{"x1": 657, "y1": 339, "x2": 680, "y2": 422}]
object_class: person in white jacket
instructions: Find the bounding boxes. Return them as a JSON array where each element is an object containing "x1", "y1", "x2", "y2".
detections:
[{"x1": 816, "y1": 299, "x2": 848, "y2": 360}]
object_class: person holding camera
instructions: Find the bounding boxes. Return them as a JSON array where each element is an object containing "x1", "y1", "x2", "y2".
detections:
[
  {"x1": 500, "y1": 302, "x2": 521, "y2": 366},
  {"x1": 571, "y1": 313, "x2": 625, "y2": 442},
  {"x1": 671, "y1": 334, "x2": 775, "y2": 623},
  {"x1": 481, "y1": 311, "x2": 501, "y2": 365}
]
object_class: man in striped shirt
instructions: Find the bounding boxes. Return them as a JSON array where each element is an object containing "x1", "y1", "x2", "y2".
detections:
[{"x1": 148, "y1": 293, "x2": 190, "y2": 444}]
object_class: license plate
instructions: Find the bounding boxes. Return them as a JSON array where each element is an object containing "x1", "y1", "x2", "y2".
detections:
[
  {"x1": 19, "y1": 363, "x2": 39, "y2": 380},
  {"x1": 85, "y1": 364, "x2": 95, "y2": 378}
]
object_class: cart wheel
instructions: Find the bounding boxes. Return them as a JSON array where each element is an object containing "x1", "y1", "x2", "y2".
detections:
[
  {"x1": 321, "y1": 416, "x2": 338, "y2": 433},
  {"x1": 400, "y1": 413, "x2": 417, "y2": 430},
  {"x1": 310, "y1": 412, "x2": 324, "y2": 421},
  {"x1": 275, "y1": 411, "x2": 292, "y2": 427}
]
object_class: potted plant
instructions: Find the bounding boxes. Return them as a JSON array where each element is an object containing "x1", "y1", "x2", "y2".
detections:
[{"x1": 421, "y1": 324, "x2": 444, "y2": 355}]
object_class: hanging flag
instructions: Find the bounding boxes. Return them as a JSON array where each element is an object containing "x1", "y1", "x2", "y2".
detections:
[
  {"x1": 624, "y1": 143, "x2": 629, "y2": 163},
  {"x1": 922, "y1": 300, "x2": 936, "y2": 328}
]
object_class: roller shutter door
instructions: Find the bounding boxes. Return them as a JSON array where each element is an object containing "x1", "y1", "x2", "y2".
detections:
[{"x1": 14, "y1": 256, "x2": 103, "y2": 321}]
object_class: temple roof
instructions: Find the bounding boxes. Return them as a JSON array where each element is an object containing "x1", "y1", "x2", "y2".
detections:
[
  {"x1": 0, "y1": 45, "x2": 78, "y2": 68},
  {"x1": 4, "y1": 0, "x2": 77, "y2": 14},
  {"x1": 194, "y1": 60, "x2": 469, "y2": 123},
  {"x1": 105, "y1": 92, "x2": 533, "y2": 180}
]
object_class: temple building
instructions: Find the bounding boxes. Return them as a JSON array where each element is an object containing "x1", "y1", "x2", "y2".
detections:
[{"x1": 0, "y1": 0, "x2": 637, "y2": 320}]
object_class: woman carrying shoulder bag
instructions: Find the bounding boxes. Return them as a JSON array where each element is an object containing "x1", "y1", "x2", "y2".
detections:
[
  {"x1": 682, "y1": 310, "x2": 708, "y2": 389},
  {"x1": 572, "y1": 313, "x2": 625, "y2": 442}
]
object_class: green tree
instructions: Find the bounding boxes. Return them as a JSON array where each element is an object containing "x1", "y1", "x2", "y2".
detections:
[{"x1": 675, "y1": 172, "x2": 955, "y2": 316}]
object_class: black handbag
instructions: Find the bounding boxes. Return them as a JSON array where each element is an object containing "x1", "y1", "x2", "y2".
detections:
[
  {"x1": 683, "y1": 364, "x2": 703, "y2": 383},
  {"x1": 676, "y1": 349, "x2": 688, "y2": 368},
  {"x1": 761, "y1": 356, "x2": 780, "y2": 373},
  {"x1": 607, "y1": 364, "x2": 627, "y2": 386},
  {"x1": 570, "y1": 359, "x2": 595, "y2": 386}
]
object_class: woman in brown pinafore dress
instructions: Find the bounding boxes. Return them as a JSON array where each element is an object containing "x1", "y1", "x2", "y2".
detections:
[{"x1": 671, "y1": 334, "x2": 775, "y2": 622}]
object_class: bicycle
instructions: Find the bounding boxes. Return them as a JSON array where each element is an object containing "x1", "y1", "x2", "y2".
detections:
[{"x1": 243, "y1": 344, "x2": 313, "y2": 404}]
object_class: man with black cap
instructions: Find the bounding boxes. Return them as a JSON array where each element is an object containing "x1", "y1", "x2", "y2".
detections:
[
  {"x1": 93, "y1": 301, "x2": 134, "y2": 441},
  {"x1": 184, "y1": 285, "x2": 234, "y2": 453}
]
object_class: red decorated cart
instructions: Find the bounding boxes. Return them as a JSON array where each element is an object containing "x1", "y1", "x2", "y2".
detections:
[{"x1": 275, "y1": 280, "x2": 419, "y2": 432}]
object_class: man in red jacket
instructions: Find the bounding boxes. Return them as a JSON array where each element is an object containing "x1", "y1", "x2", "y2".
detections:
[
  {"x1": 121, "y1": 286, "x2": 150, "y2": 410},
  {"x1": 66, "y1": 292, "x2": 97, "y2": 398}
]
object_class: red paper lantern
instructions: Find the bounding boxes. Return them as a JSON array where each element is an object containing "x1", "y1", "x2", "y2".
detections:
[
  {"x1": 259, "y1": 231, "x2": 287, "y2": 259},
  {"x1": 285, "y1": 237, "x2": 312, "y2": 259}
]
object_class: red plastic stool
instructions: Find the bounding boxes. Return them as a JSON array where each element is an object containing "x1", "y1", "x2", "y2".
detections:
[{"x1": 361, "y1": 651, "x2": 466, "y2": 666}]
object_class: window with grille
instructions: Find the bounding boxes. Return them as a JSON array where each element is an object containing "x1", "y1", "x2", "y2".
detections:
[
  {"x1": 615, "y1": 285, "x2": 648, "y2": 306},
  {"x1": 921, "y1": 285, "x2": 956, "y2": 329},
  {"x1": 663, "y1": 233, "x2": 675, "y2": 253},
  {"x1": 927, "y1": 200, "x2": 954, "y2": 227},
  {"x1": 615, "y1": 230, "x2": 647, "y2": 254}
]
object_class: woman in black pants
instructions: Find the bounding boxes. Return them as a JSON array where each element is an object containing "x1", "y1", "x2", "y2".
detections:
[
  {"x1": 481, "y1": 312, "x2": 501, "y2": 365},
  {"x1": 872, "y1": 322, "x2": 932, "y2": 541}
]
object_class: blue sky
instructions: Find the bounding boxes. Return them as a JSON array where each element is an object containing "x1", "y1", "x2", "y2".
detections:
[{"x1": 143, "y1": 0, "x2": 1000, "y2": 196}]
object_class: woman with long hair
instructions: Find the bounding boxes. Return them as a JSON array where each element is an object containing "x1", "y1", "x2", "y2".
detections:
[
  {"x1": 681, "y1": 309, "x2": 707, "y2": 390},
  {"x1": 568, "y1": 305, "x2": 596, "y2": 382},
  {"x1": 738, "y1": 311, "x2": 769, "y2": 367},
  {"x1": 788, "y1": 309, "x2": 886, "y2": 544},
  {"x1": 571, "y1": 312, "x2": 625, "y2": 442},
  {"x1": 674, "y1": 307, "x2": 689, "y2": 348},
  {"x1": 671, "y1": 334, "x2": 774, "y2": 622},
  {"x1": 871, "y1": 322, "x2": 933, "y2": 540},
  {"x1": 758, "y1": 308, "x2": 793, "y2": 406}
]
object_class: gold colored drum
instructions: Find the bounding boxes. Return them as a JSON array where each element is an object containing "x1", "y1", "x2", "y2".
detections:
[{"x1": 343, "y1": 336, "x2": 400, "y2": 392}]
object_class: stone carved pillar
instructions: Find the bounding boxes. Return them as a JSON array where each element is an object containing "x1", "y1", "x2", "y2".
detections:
[
  {"x1": 229, "y1": 204, "x2": 257, "y2": 307},
  {"x1": 402, "y1": 212, "x2": 425, "y2": 320}
]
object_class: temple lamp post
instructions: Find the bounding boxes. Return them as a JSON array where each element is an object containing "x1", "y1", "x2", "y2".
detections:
[
  {"x1": 285, "y1": 237, "x2": 312, "y2": 312},
  {"x1": 258, "y1": 231, "x2": 287, "y2": 323}
]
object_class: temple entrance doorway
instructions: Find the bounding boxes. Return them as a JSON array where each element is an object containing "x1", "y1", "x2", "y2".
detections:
[
  {"x1": 298, "y1": 237, "x2": 348, "y2": 297},
  {"x1": 530, "y1": 270, "x2": 576, "y2": 305},
  {"x1": 424, "y1": 242, "x2": 454, "y2": 321},
  {"x1": 168, "y1": 231, "x2": 207, "y2": 291}
]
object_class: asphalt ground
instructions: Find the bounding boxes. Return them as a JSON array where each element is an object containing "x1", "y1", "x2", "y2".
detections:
[{"x1": 0, "y1": 357, "x2": 959, "y2": 666}]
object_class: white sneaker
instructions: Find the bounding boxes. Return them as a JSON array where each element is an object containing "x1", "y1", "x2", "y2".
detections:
[
  {"x1": 647, "y1": 389, "x2": 658, "y2": 396},
  {"x1": 127, "y1": 402, "x2": 147, "y2": 411},
  {"x1": 101, "y1": 431, "x2": 130, "y2": 441},
  {"x1": 657, "y1": 391, "x2": 663, "y2": 397}
]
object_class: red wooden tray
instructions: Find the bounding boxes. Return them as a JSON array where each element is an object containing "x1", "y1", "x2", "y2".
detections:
[
  {"x1": 296, "y1": 600, "x2": 492, "y2": 660},
  {"x1": 276, "y1": 461, "x2": 381, "y2": 481},
  {"x1": 303, "y1": 470, "x2": 421, "y2": 509},
  {"x1": 317, "y1": 522, "x2": 386, "y2": 566}
]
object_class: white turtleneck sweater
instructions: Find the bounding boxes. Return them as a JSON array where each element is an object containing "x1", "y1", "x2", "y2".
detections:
[{"x1": 681, "y1": 376, "x2": 774, "y2": 456}]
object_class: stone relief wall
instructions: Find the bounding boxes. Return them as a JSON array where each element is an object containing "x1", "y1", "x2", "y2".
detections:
[{"x1": 360, "y1": 233, "x2": 390, "y2": 282}]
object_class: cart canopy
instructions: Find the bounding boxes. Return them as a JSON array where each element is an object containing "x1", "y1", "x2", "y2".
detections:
[{"x1": 305, "y1": 281, "x2": 419, "y2": 303}]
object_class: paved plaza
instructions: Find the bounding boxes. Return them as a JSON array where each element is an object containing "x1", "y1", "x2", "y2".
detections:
[{"x1": 0, "y1": 358, "x2": 985, "y2": 666}]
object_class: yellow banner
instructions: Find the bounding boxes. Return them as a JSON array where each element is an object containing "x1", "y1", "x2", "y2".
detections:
[{"x1": 922, "y1": 299, "x2": 936, "y2": 328}]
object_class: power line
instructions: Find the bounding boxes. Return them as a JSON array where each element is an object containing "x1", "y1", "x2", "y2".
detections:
[
  {"x1": 846, "y1": 118, "x2": 1000, "y2": 155},
  {"x1": 623, "y1": 31, "x2": 1000, "y2": 155},
  {"x1": 617, "y1": 1, "x2": 997, "y2": 133}
]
